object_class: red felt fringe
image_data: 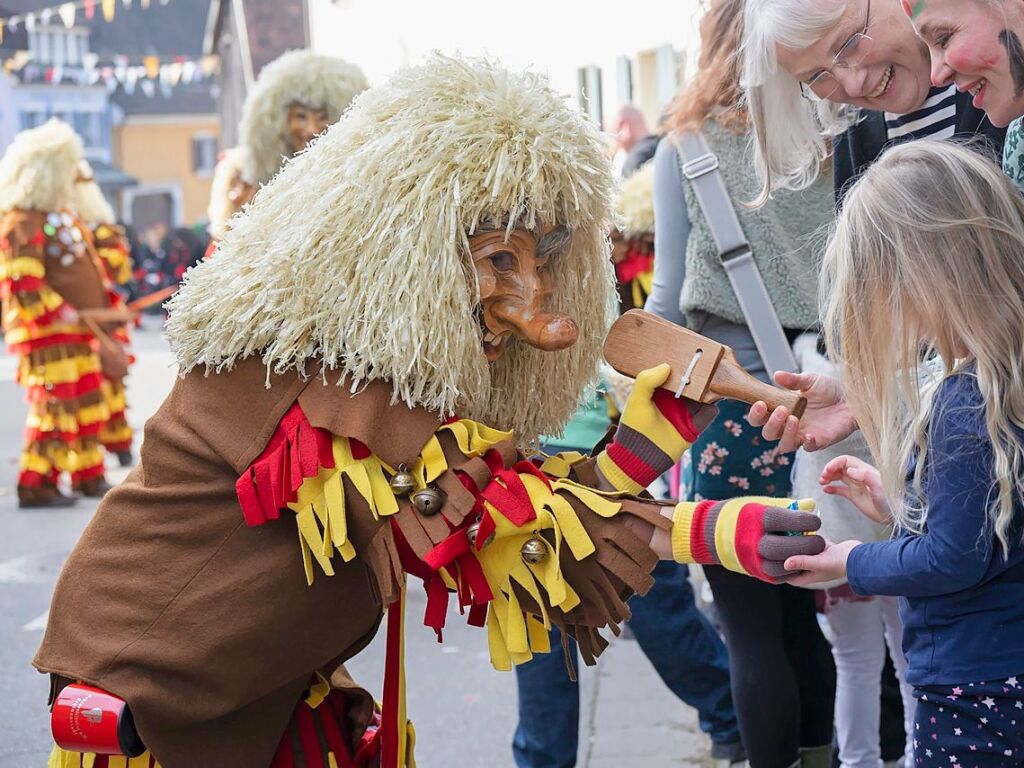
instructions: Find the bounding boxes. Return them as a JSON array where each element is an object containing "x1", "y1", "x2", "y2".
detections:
[
  {"x1": 25, "y1": 372, "x2": 104, "y2": 403},
  {"x1": 615, "y1": 246, "x2": 654, "y2": 284},
  {"x1": 235, "y1": 403, "x2": 335, "y2": 527}
]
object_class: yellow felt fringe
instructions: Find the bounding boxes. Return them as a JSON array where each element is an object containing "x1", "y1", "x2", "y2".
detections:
[
  {"x1": 48, "y1": 747, "x2": 160, "y2": 768},
  {"x1": 286, "y1": 416, "x2": 624, "y2": 672},
  {"x1": 289, "y1": 418, "x2": 511, "y2": 585},
  {"x1": 477, "y1": 472, "x2": 622, "y2": 670}
]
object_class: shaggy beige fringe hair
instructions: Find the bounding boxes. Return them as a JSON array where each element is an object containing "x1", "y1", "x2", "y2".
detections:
[
  {"x1": 73, "y1": 160, "x2": 116, "y2": 224},
  {"x1": 617, "y1": 163, "x2": 655, "y2": 237},
  {"x1": 167, "y1": 54, "x2": 619, "y2": 445},
  {"x1": 0, "y1": 119, "x2": 83, "y2": 213},
  {"x1": 823, "y1": 139, "x2": 1024, "y2": 555},
  {"x1": 207, "y1": 147, "x2": 251, "y2": 240},
  {"x1": 239, "y1": 50, "x2": 368, "y2": 186}
]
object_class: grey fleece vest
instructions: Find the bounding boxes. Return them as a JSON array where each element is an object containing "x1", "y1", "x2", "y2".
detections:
[{"x1": 678, "y1": 120, "x2": 834, "y2": 329}]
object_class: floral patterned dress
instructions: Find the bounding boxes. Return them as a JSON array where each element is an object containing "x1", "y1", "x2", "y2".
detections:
[{"x1": 680, "y1": 399, "x2": 793, "y2": 502}]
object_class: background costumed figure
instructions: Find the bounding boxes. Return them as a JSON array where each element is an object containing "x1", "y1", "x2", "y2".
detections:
[
  {"x1": 611, "y1": 162, "x2": 656, "y2": 312},
  {"x1": 206, "y1": 51, "x2": 368, "y2": 251},
  {"x1": 37, "y1": 56, "x2": 823, "y2": 768},
  {"x1": 0, "y1": 119, "x2": 117, "y2": 507},
  {"x1": 73, "y1": 160, "x2": 135, "y2": 466}
]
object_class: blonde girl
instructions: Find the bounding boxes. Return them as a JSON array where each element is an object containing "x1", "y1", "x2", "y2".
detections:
[{"x1": 787, "y1": 139, "x2": 1024, "y2": 767}]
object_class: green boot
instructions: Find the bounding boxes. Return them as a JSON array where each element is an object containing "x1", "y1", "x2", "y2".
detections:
[{"x1": 799, "y1": 744, "x2": 833, "y2": 768}]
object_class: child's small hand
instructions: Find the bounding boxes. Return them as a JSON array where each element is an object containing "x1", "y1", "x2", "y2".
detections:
[
  {"x1": 783, "y1": 539, "x2": 860, "y2": 587},
  {"x1": 819, "y1": 455, "x2": 892, "y2": 524}
]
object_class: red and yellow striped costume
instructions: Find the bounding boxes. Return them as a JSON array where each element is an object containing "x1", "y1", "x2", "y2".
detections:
[
  {"x1": 92, "y1": 222, "x2": 134, "y2": 456},
  {"x1": 1, "y1": 209, "x2": 112, "y2": 496}
]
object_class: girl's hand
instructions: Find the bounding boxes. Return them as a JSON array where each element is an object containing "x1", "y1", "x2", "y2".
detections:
[
  {"x1": 747, "y1": 371, "x2": 857, "y2": 453},
  {"x1": 820, "y1": 455, "x2": 892, "y2": 524},
  {"x1": 783, "y1": 539, "x2": 860, "y2": 587}
]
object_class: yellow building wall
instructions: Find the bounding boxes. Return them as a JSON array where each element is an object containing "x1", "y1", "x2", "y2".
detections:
[{"x1": 113, "y1": 116, "x2": 219, "y2": 226}]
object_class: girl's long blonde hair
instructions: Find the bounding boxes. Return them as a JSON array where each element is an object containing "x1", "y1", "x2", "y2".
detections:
[{"x1": 823, "y1": 140, "x2": 1024, "y2": 553}]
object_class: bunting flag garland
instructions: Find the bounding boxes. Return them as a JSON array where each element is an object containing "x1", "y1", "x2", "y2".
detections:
[
  {"x1": 0, "y1": 0, "x2": 212, "y2": 99},
  {"x1": 1, "y1": 0, "x2": 173, "y2": 38},
  {"x1": 4, "y1": 53, "x2": 219, "y2": 97}
]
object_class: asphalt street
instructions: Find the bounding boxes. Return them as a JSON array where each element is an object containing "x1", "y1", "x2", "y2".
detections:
[{"x1": 0, "y1": 322, "x2": 709, "y2": 768}]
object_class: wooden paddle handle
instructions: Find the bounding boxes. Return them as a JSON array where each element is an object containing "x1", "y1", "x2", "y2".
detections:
[{"x1": 709, "y1": 357, "x2": 807, "y2": 418}]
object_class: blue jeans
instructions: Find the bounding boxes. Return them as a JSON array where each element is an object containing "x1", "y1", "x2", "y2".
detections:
[{"x1": 512, "y1": 560, "x2": 740, "y2": 768}]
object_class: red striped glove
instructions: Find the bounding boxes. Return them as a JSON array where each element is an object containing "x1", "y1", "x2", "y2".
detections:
[
  {"x1": 673, "y1": 497, "x2": 825, "y2": 583},
  {"x1": 596, "y1": 364, "x2": 716, "y2": 494}
]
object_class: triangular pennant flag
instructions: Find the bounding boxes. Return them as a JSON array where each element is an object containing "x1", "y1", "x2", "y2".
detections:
[
  {"x1": 122, "y1": 0, "x2": 132, "y2": 6},
  {"x1": 102, "y1": 0, "x2": 116, "y2": 21},
  {"x1": 24, "y1": 13, "x2": 35, "y2": 32},
  {"x1": 40, "y1": 9, "x2": 52, "y2": 24},
  {"x1": 139, "y1": 78, "x2": 155, "y2": 97},
  {"x1": 0, "y1": 21, "x2": 5, "y2": 45},
  {"x1": 181, "y1": 60, "x2": 196, "y2": 83},
  {"x1": 166, "y1": 61, "x2": 182, "y2": 86},
  {"x1": 124, "y1": 67, "x2": 138, "y2": 94},
  {"x1": 58, "y1": 3, "x2": 76, "y2": 29},
  {"x1": 84, "y1": 0, "x2": 95, "y2": 20},
  {"x1": 141, "y1": 0, "x2": 150, "y2": 8},
  {"x1": 8, "y1": 17, "x2": 18, "y2": 33},
  {"x1": 144, "y1": 55, "x2": 159, "y2": 79}
]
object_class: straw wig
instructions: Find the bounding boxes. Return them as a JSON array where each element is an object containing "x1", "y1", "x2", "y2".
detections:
[
  {"x1": 239, "y1": 50, "x2": 368, "y2": 185},
  {"x1": 167, "y1": 54, "x2": 618, "y2": 445},
  {"x1": 0, "y1": 119, "x2": 83, "y2": 213},
  {"x1": 617, "y1": 162, "x2": 655, "y2": 237},
  {"x1": 73, "y1": 160, "x2": 116, "y2": 225},
  {"x1": 207, "y1": 146, "x2": 251, "y2": 240}
]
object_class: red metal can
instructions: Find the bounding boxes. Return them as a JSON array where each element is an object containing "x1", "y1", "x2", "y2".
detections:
[{"x1": 51, "y1": 683, "x2": 145, "y2": 757}]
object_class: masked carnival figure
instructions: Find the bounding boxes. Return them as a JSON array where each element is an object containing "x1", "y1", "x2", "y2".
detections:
[
  {"x1": 73, "y1": 160, "x2": 135, "y2": 466},
  {"x1": 206, "y1": 51, "x2": 368, "y2": 252},
  {"x1": 38, "y1": 57, "x2": 824, "y2": 768},
  {"x1": 0, "y1": 120, "x2": 117, "y2": 508},
  {"x1": 611, "y1": 162, "x2": 656, "y2": 312}
]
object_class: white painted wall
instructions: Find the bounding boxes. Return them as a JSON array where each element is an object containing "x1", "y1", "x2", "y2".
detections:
[{"x1": 308, "y1": 0, "x2": 703, "y2": 129}]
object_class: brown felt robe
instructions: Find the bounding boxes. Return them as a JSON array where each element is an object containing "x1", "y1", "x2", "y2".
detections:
[{"x1": 35, "y1": 358, "x2": 666, "y2": 768}]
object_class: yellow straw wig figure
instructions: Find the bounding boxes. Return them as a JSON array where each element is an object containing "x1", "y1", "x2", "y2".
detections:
[
  {"x1": 0, "y1": 118, "x2": 82, "y2": 213},
  {"x1": 238, "y1": 50, "x2": 369, "y2": 186},
  {"x1": 169, "y1": 54, "x2": 619, "y2": 445}
]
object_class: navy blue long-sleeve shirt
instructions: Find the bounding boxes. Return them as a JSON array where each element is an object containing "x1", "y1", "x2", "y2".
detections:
[{"x1": 847, "y1": 371, "x2": 1024, "y2": 686}]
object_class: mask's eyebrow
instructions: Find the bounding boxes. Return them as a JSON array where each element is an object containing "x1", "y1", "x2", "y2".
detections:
[{"x1": 536, "y1": 225, "x2": 571, "y2": 259}]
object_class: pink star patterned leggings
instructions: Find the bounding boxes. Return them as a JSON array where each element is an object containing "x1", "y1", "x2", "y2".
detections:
[{"x1": 913, "y1": 678, "x2": 1024, "y2": 767}]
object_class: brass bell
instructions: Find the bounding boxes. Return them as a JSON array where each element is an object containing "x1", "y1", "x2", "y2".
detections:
[
  {"x1": 389, "y1": 467, "x2": 415, "y2": 497},
  {"x1": 412, "y1": 486, "x2": 446, "y2": 517},
  {"x1": 520, "y1": 537, "x2": 548, "y2": 565},
  {"x1": 467, "y1": 521, "x2": 495, "y2": 550}
]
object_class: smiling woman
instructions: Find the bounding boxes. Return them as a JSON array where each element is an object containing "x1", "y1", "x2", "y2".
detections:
[
  {"x1": 904, "y1": 0, "x2": 1024, "y2": 187},
  {"x1": 907, "y1": 0, "x2": 1024, "y2": 127}
]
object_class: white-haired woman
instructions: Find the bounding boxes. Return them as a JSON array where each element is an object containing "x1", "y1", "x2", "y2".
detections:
[{"x1": 647, "y1": 1, "x2": 836, "y2": 766}]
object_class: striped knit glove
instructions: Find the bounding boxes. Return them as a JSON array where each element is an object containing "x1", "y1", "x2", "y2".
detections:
[
  {"x1": 673, "y1": 498, "x2": 825, "y2": 583},
  {"x1": 596, "y1": 364, "x2": 716, "y2": 494}
]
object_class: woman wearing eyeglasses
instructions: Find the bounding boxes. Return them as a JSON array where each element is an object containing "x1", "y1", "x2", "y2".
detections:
[{"x1": 744, "y1": 0, "x2": 1004, "y2": 205}]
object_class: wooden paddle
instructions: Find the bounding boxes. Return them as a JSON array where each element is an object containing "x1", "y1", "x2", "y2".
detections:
[{"x1": 603, "y1": 309, "x2": 807, "y2": 417}]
